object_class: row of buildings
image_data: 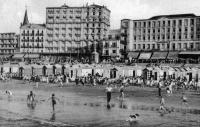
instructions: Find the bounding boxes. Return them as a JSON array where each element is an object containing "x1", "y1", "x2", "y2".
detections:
[{"x1": 1, "y1": 3, "x2": 200, "y2": 63}]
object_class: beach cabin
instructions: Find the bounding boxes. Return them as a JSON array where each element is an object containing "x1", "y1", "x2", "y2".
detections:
[
  {"x1": 110, "y1": 68, "x2": 118, "y2": 79},
  {"x1": 42, "y1": 64, "x2": 53, "y2": 76}
]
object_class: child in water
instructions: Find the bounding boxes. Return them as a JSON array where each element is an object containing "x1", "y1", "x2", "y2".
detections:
[
  {"x1": 27, "y1": 91, "x2": 35, "y2": 104},
  {"x1": 181, "y1": 93, "x2": 188, "y2": 107},
  {"x1": 126, "y1": 114, "x2": 140, "y2": 127},
  {"x1": 5, "y1": 90, "x2": 13, "y2": 96},
  {"x1": 48, "y1": 93, "x2": 60, "y2": 111},
  {"x1": 159, "y1": 96, "x2": 166, "y2": 111}
]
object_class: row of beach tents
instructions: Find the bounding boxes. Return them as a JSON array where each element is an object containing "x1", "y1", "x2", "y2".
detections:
[{"x1": 0, "y1": 62, "x2": 200, "y2": 81}]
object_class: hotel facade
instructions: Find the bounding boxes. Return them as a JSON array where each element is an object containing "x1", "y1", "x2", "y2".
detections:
[
  {"x1": 19, "y1": 9, "x2": 46, "y2": 60},
  {"x1": 102, "y1": 29, "x2": 123, "y2": 58},
  {"x1": 45, "y1": 4, "x2": 110, "y2": 55},
  {"x1": 0, "y1": 33, "x2": 19, "y2": 55},
  {"x1": 121, "y1": 14, "x2": 200, "y2": 60}
]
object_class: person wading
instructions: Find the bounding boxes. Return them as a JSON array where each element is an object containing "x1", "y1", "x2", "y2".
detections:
[
  {"x1": 105, "y1": 84, "x2": 113, "y2": 106},
  {"x1": 48, "y1": 93, "x2": 60, "y2": 111}
]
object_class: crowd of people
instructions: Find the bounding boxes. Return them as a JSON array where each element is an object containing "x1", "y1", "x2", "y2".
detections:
[{"x1": 1, "y1": 62, "x2": 200, "y2": 126}]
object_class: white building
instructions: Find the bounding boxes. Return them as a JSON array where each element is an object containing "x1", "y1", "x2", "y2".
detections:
[{"x1": 45, "y1": 4, "x2": 110, "y2": 55}]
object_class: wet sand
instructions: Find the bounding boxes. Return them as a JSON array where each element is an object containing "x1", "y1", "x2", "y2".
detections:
[{"x1": 0, "y1": 80, "x2": 200, "y2": 127}]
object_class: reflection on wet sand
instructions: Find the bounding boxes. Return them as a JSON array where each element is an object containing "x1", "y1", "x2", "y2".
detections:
[{"x1": 50, "y1": 111, "x2": 56, "y2": 121}]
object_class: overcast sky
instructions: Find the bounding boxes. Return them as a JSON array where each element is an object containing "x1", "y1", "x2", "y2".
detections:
[{"x1": 0, "y1": 0, "x2": 200, "y2": 33}]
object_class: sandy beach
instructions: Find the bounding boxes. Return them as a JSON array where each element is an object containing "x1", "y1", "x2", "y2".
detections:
[{"x1": 0, "y1": 80, "x2": 200, "y2": 127}]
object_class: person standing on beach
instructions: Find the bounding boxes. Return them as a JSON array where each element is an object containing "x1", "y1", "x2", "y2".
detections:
[
  {"x1": 119, "y1": 84, "x2": 125, "y2": 100},
  {"x1": 105, "y1": 84, "x2": 113, "y2": 105},
  {"x1": 48, "y1": 93, "x2": 60, "y2": 111},
  {"x1": 158, "y1": 80, "x2": 162, "y2": 97}
]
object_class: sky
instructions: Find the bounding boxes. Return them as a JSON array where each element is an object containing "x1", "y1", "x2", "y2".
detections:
[{"x1": 0, "y1": 0, "x2": 200, "y2": 33}]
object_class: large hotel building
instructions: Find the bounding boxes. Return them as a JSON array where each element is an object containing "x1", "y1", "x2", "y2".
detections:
[
  {"x1": 121, "y1": 14, "x2": 200, "y2": 61},
  {"x1": 45, "y1": 4, "x2": 110, "y2": 55}
]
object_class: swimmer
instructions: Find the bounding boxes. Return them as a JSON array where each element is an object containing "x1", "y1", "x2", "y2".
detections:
[
  {"x1": 5, "y1": 90, "x2": 13, "y2": 96},
  {"x1": 48, "y1": 93, "x2": 60, "y2": 111},
  {"x1": 159, "y1": 96, "x2": 166, "y2": 111},
  {"x1": 181, "y1": 93, "x2": 188, "y2": 107},
  {"x1": 27, "y1": 91, "x2": 35, "y2": 104},
  {"x1": 126, "y1": 114, "x2": 140, "y2": 123}
]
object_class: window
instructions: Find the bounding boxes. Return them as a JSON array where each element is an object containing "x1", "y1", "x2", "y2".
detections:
[
  {"x1": 153, "y1": 35, "x2": 155, "y2": 40},
  {"x1": 184, "y1": 43, "x2": 187, "y2": 49},
  {"x1": 179, "y1": 20, "x2": 182, "y2": 26},
  {"x1": 179, "y1": 35, "x2": 181, "y2": 40},
  {"x1": 112, "y1": 42, "x2": 117, "y2": 47},
  {"x1": 158, "y1": 21, "x2": 160, "y2": 27},
  {"x1": 148, "y1": 36, "x2": 150, "y2": 40},
  {"x1": 191, "y1": 19, "x2": 194, "y2": 25},
  {"x1": 134, "y1": 22, "x2": 137, "y2": 27},
  {"x1": 158, "y1": 35, "x2": 160, "y2": 40},
  {"x1": 143, "y1": 22, "x2": 146, "y2": 27},
  {"x1": 191, "y1": 35, "x2": 194, "y2": 39},
  {"x1": 185, "y1": 35, "x2": 188, "y2": 39},
  {"x1": 172, "y1": 43, "x2": 176, "y2": 50},
  {"x1": 191, "y1": 27, "x2": 194, "y2": 32},
  {"x1": 134, "y1": 36, "x2": 136, "y2": 41},
  {"x1": 138, "y1": 44, "x2": 141, "y2": 50},
  {"x1": 185, "y1": 27, "x2": 188, "y2": 32},
  {"x1": 108, "y1": 35, "x2": 112, "y2": 39},
  {"x1": 168, "y1": 20, "x2": 170, "y2": 26},
  {"x1": 167, "y1": 28, "x2": 170, "y2": 33},
  {"x1": 162, "y1": 44, "x2": 165, "y2": 49},
  {"x1": 173, "y1": 20, "x2": 176, "y2": 26},
  {"x1": 178, "y1": 43, "x2": 181, "y2": 49},
  {"x1": 148, "y1": 21, "x2": 151, "y2": 27},
  {"x1": 163, "y1": 21, "x2": 165, "y2": 26},
  {"x1": 153, "y1": 29, "x2": 155, "y2": 33},
  {"x1": 190, "y1": 43, "x2": 194, "y2": 49},
  {"x1": 196, "y1": 42, "x2": 200, "y2": 49},
  {"x1": 143, "y1": 44, "x2": 145, "y2": 49},
  {"x1": 152, "y1": 44, "x2": 155, "y2": 49},
  {"x1": 184, "y1": 19, "x2": 188, "y2": 26},
  {"x1": 112, "y1": 50, "x2": 116, "y2": 53},
  {"x1": 167, "y1": 44, "x2": 170, "y2": 49},
  {"x1": 157, "y1": 44, "x2": 160, "y2": 49},
  {"x1": 148, "y1": 29, "x2": 150, "y2": 33},
  {"x1": 105, "y1": 50, "x2": 109, "y2": 55},
  {"x1": 147, "y1": 44, "x2": 150, "y2": 49},
  {"x1": 138, "y1": 22, "x2": 141, "y2": 27},
  {"x1": 173, "y1": 35, "x2": 175, "y2": 40},
  {"x1": 133, "y1": 44, "x2": 136, "y2": 49},
  {"x1": 143, "y1": 36, "x2": 145, "y2": 41}
]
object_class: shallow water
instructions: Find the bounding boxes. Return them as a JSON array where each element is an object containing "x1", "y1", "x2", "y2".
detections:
[{"x1": 0, "y1": 89, "x2": 200, "y2": 127}]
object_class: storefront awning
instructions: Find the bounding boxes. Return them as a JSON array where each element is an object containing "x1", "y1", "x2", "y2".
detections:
[
  {"x1": 128, "y1": 52, "x2": 139, "y2": 59},
  {"x1": 24, "y1": 54, "x2": 40, "y2": 59},
  {"x1": 179, "y1": 51, "x2": 200, "y2": 55},
  {"x1": 12, "y1": 54, "x2": 25, "y2": 59},
  {"x1": 167, "y1": 52, "x2": 179, "y2": 59},
  {"x1": 151, "y1": 52, "x2": 168, "y2": 59},
  {"x1": 138, "y1": 53, "x2": 152, "y2": 59}
]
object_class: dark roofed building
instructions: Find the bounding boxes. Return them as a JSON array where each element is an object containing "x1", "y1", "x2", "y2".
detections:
[{"x1": 20, "y1": 9, "x2": 46, "y2": 57}]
